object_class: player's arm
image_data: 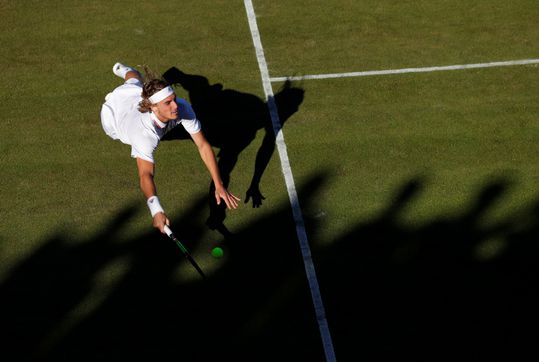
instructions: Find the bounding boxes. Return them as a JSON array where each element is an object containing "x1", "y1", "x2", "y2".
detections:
[
  {"x1": 190, "y1": 131, "x2": 240, "y2": 209},
  {"x1": 136, "y1": 157, "x2": 170, "y2": 233}
]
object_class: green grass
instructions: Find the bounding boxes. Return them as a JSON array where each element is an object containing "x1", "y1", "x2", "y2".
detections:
[
  {"x1": 285, "y1": 65, "x2": 538, "y2": 243},
  {"x1": 2, "y1": 0, "x2": 536, "y2": 266},
  {"x1": 0, "y1": 0, "x2": 271, "y2": 273},
  {"x1": 1, "y1": 1, "x2": 538, "y2": 360},
  {"x1": 256, "y1": 0, "x2": 539, "y2": 75}
]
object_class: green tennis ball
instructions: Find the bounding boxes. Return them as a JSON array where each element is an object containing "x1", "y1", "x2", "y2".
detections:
[{"x1": 211, "y1": 247, "x2": 224, "y2": 258}]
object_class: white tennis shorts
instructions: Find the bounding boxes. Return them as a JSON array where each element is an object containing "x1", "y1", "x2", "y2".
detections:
[{"x1": 100, "y1": 78, "x2": 143, "y2": 143}]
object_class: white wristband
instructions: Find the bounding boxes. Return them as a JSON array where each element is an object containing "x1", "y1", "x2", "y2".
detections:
[{"x1": 147, "y1": 196, "x2": 165, "y2": 217}]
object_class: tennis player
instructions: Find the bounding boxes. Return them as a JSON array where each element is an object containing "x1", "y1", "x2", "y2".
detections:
[{"x1": 100, "y1": 63, "x2": 239, "y2": 233}]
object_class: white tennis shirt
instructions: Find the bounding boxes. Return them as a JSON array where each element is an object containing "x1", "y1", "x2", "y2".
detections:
[{"x1": 100, "y1": 78, "x2": 201, "y2": 163}]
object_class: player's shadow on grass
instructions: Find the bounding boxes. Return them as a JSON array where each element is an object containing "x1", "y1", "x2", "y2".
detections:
[
  {"x1": 162, "y1": 67, "x2": 305, "y2": 237},
  {"x1": 1, "y1": 173, "x2": 538, "y2": 362}
]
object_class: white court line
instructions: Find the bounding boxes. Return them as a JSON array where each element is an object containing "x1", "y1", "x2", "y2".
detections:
[
  {"x1": 270, "y1": 58, "x2": 539, "y2": 82},
  {"x1": 244, "y1": 1, "x2": 337, "y2": 362}
]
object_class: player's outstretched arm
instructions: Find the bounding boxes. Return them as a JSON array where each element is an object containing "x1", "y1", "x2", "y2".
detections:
[
  {"x1": 136, "y1": 157, "x2": 170, "y2": 233},
  {"x1": 190, "y1": 131, "x2": 240, "y2": 209}
]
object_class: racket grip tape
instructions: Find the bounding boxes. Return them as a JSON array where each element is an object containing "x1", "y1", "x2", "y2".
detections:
[{"x1": 164, "y1": 225, "x2": 174, "y2": 238}]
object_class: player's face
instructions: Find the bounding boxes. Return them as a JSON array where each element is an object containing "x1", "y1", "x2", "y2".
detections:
[{"x1": 151, "y1": 94, "x2": 178, "y2": 122}]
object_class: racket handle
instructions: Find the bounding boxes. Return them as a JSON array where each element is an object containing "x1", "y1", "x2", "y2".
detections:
[{"x1": 164, "y1": 225, "x2": 174, "y2": 238}]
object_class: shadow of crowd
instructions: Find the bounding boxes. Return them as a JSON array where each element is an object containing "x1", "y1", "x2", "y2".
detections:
[{"x1": 1, "y1": 173, "x2": 538, "y2": 362}]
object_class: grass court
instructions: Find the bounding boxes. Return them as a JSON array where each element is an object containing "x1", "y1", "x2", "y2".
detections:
[{"x1": 1, "y1": 1, "x2": 538, "y2": 361}]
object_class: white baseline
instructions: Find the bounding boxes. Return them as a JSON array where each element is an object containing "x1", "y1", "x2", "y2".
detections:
[
  {"x1": 244, "y1": 1, "x2": 337, "y2": 362},
  {"x1": 270, "y1": 58, "x2": 539, "y2": 82}
]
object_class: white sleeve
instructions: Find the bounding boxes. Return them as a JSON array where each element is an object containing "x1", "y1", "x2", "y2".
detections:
[
  {"x1": 131, "y1": 146, "x2": 155, "y2": 163},
  {"x1": 181, "y1": 118, "x2": 201, "y2": 134},
  {"x1": 176, "y1": 97, "x2": 201, "y2": 134}
]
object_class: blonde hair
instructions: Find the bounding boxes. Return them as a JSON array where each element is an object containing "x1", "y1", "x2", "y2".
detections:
[{"x1": 137, "y1": 65, "x2": 172, "y2": 113}]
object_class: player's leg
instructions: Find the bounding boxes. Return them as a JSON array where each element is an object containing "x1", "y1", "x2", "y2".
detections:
[
  {"x1": 113, "y1": 62, "x2": 143, "y2": 82},
  {"x1": 101, "y1": 63, "x2": 143, "y2": 140}
]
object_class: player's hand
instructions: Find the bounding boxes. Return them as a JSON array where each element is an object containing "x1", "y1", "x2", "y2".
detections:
[
  {"x1": 153, "y1": 212, "x2": 170, "y2": 234},
  {"x1": 215, "y1": 185, "x2": 240, "y2": 209}
]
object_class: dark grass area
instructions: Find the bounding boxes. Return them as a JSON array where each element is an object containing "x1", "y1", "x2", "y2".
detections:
[
  {"x1": 2, "y1": 173, "x2": 538, "y2": 361},
  {"x1": 311, "y1": 177, "x2": 539, "y2": 361},
  {"x1": 0, "y1": 195, "x2": 323, "y2": 361}
]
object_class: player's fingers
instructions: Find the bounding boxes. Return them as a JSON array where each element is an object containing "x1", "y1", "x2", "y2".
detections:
[
  {"x1": 224, "y1": 196, "x2": 235, "y2": 209},
  {"x1": 225, "y1": 194, "x2": 239, "y2": 209}
]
